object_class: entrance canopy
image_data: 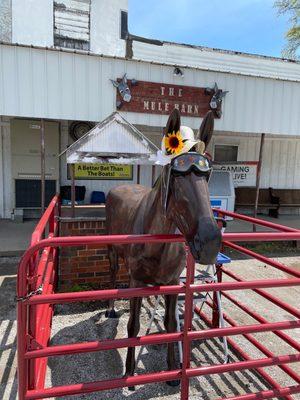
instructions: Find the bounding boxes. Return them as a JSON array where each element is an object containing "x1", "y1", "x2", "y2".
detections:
[{"x1": 65, "y1": 112, "x2": 159, "y2": 165}]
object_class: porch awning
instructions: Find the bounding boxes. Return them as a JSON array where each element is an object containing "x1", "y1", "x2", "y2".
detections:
[{"x1": 63, "y1": 112, "x2": 159, "y2": 165}]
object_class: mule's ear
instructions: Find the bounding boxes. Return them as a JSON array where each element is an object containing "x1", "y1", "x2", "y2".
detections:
[
  {"x1": 123, "y1": 73, "x2": 127, "y2": 83},
  {"x1": 219, "y1": 91, "x2": 228, "y2": 99},
  {"x1": 164, "y1": 108, "x2": 180, "y2": 135},
  {"x1": 197, "y1": 111, "x2": 214, "y2": 148},
  {"x1": 110, "y1": 79, "x2": 119, "y2": 88}
]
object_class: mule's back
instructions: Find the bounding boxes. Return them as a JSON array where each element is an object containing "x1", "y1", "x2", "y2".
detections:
[{"x1": 106, "y1": 184, "x2": 151, "y2": 235}]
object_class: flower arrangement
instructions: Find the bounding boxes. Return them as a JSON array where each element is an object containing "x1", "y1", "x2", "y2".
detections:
[{"x1": 164, "y1": 131, "x2": 185, "y2": 155}]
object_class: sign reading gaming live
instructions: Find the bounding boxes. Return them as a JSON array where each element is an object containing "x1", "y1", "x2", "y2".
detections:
[
  {"x1": 116, "y1": 80, "x2": 220, "y2": 118},
  {"x1": 73, "y1": 163, "x2": 133, "y2": 180},
  {"x1": 214, "y1": 162, "x2": 258, "y2": 187}
]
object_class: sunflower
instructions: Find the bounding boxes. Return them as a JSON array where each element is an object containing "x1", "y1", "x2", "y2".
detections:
[{"x1": 164, "y1": 130, "x2": 185, "y2": 155}]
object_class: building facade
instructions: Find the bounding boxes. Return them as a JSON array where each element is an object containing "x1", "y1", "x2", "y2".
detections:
[{"x1": 0, "y1": 0, "x2": 300, "y2": 218}]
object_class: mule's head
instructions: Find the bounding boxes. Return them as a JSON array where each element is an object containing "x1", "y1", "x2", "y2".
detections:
[
  {"x1": 162, "y1": 109, "x2": 221, "y2": 264},
  {"x1": 110, "y1": 73, "x2": 132, "y2": 102},
  {"x1": 205, "y1": 83, "x2": 228, "y2": 118}
]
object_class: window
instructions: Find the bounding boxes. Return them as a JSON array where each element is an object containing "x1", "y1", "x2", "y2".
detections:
[
  {"x1": 120, "y1": 10, "x2": 128, "y2": 39},
  {"x1": 214, "y1": 145, "x2": 238, "y2": 162},
  {"x1": 54, "y1": 0, "x2": 91, "y2": 50}
]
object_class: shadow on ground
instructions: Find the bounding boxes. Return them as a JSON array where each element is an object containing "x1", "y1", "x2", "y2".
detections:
[{"x1": 47, "y1": 300, "x2": 271, "y2": 400}]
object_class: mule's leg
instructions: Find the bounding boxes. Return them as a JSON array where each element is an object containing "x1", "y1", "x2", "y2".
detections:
[
  {"x1": 164, "y1": 294, "x2": 180, "y2": 387},
  {"x1": 125, "y1": 282, "x2": 143, "y2": 390},
  {"x1": 105, "y1": 245, "x2": 119, "y2": 318}
]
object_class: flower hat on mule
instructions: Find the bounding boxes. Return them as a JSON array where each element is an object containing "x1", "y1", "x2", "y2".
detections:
[{"x1": 156, "y1": 109, "x2": 213, "y2": 165}]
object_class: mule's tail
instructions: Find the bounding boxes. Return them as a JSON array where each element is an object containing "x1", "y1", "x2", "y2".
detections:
[{"x1": 105, "y1": 244, "x2": 119, "y2": 318}]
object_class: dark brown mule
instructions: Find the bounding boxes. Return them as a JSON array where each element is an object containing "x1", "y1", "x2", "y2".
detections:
[{"x1": 105, "y1": 109, "x2": 221, "y2": 387}]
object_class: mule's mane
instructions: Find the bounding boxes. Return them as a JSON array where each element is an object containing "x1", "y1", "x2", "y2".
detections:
[{"x1": 152, "y1": 174, "x2": 162, "y2": 189}]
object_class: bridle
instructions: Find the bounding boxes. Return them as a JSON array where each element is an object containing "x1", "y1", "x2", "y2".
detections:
[{"x1": 162, "y1": 152, "x2": 213, "y2": 213}]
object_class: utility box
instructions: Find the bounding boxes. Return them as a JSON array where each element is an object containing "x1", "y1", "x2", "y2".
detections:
[{"x1": 209, "y1": 170, "x2": 235, "y2": 219}]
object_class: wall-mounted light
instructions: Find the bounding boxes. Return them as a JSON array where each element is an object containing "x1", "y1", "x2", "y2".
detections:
[{"x1": 173, "y1": 67, "x2": 184, "y2": 77}]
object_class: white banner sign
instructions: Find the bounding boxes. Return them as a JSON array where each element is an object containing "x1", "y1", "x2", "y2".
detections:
[{"x1": 214, "y1": 162, "x2": 258, "y2": 187}]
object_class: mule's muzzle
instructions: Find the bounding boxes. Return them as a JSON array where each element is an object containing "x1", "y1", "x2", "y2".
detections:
[
  {"x1": 123, "y1": 93, "x2": 132, "y2": 102},
  {"x1": 188, "y1": 218, "x2": 222, "y2": 264}
]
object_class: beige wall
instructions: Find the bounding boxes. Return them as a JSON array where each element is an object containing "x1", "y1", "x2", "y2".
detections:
[{"x1": 212, "y1": 132, "x2": 300, "y2": 189}]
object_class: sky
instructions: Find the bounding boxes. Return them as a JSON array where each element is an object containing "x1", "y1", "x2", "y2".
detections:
[{"x1": 128, "y1": 0, "x2": 291, "y2": 58}]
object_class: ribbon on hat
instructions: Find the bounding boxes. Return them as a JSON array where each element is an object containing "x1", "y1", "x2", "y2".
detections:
[{"x1": 195, "y1": 141, "x2": 205, "y2": 155}]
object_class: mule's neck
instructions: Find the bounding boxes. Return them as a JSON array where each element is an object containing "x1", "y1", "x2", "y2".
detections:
[{"x1": 142, "y1": 177, "x2": 176, "y2": 235}]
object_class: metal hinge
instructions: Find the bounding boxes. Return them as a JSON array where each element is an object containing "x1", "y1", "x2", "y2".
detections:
[
  {"x1": 26, "y1": 335, "x2": 44, "y2": 351},
  {"x1": 15, "y1": 284, "x2": 43, "y2": 302}
]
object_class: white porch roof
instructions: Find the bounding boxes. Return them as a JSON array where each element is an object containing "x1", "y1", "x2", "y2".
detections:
[{"x1": 65, "y1": 112, "x2": 159, "y2": 164}]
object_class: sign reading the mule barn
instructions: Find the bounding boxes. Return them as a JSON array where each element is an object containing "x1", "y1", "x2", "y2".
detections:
[
  {"x1": 115, "y1": 80, "x2": 222, "y2": 118},
  {"x1": 213, "y1": 162, "x2": 258, "y2": 187},
  {"x1": 74, "y1": 163, "x2": 133, "y2": 180}
]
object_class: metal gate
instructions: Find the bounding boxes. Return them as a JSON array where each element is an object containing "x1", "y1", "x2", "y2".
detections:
[{"x1": 17, "y1": 196, "x2": 300, "y2": 399}]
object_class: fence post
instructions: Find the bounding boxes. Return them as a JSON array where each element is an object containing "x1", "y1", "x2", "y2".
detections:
[{"x1": 181, "y1": 249, "x2": 195, "y2": 400}]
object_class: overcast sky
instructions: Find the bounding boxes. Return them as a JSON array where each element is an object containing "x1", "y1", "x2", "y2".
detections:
[{"x1": 128, "y1": 0, "x2": 290, "y2": 58}]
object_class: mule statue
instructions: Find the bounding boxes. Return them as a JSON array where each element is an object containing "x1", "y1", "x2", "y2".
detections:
[
  {"x1": 205, "y1": 82, "x2": 228, "y2": 118},
  {"x1": 105, "y1": 109, "x2": 221, "y2": 387},
  {"x1": 110, "y1": 73, "x2": 138, "y2": 109}
]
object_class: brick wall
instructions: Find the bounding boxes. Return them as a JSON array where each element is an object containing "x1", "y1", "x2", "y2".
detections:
[{"x1": 59, "y1": 218, "x2": 129, "y2": 292}]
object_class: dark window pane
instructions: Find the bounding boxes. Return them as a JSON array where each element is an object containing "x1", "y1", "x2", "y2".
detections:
[
  {"x1": 214, "y1": 145, "x2": 238, "y2": 162},
  {"x1": 16, "y1": 180, "x2": 56, "y2": 208},
  {"x1": 121, "y1": 11, "x2": 128, "y2": 39}
]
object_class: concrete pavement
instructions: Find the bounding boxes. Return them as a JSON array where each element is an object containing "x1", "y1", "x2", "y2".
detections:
[
  {"x1": 0, "y1": 220, "x2": 36, "y2": 256},
  {"x1": 0, "y1": 214, "x2": 299, "y2": 257}
]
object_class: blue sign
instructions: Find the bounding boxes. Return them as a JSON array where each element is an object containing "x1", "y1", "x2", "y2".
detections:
[{"x1": 210, "y1": 199, "x2": 222, "y2": 207}]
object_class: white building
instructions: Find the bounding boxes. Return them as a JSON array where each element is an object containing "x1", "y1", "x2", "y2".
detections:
[{"x1": 0, "y1": 0, "x2": 300, "y2": 218}]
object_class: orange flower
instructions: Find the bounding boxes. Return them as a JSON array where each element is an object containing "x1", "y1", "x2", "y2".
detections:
[{"x1": 164, "y1": 131, "x2": 184, "y2": 155}]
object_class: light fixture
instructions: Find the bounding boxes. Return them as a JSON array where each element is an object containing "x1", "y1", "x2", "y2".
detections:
[{"x1": 173, "y1": 67, "x2": 184, "y2": 77}]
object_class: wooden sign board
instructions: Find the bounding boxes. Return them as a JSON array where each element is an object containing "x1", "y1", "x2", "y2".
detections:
[{"x1": 116, "y1": 80, "x2": 220, "y2": 118}]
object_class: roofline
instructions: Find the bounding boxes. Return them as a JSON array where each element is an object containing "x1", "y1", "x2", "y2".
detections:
[
  {"x1": 1, "y1": 41, "x2": 300, "y2": 83},
  {"x1": 160, "y1": 39, "x2": 299, "y2": 65},
  {"x1": 116, "y1": 112, "x2": 159, "y2": 151},
  {"x1": 128, "y1": 29, "x2": 299, "y2": 65}
]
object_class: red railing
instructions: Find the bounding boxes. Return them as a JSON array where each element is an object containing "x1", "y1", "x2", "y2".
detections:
[
  {"x1": 17, "y1": 197, "x2": 300, "y2": 400},
  {"x1": 17, "y1": 195, "x2": 60, "y2": 395}
]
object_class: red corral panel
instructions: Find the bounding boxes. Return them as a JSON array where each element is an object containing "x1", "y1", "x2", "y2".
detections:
[{"x1": 17, "y1": 196, "x2": 300, "y2": 399}]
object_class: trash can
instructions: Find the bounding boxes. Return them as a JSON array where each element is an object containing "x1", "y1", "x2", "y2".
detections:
[{"x1": 209, "y1": 170, "x2": 235, "y2": 219}]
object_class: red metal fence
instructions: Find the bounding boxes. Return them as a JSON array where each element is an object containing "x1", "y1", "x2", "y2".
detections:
[{"x1": 17, "y1": 196, "x2": 300, "y2": 399}]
